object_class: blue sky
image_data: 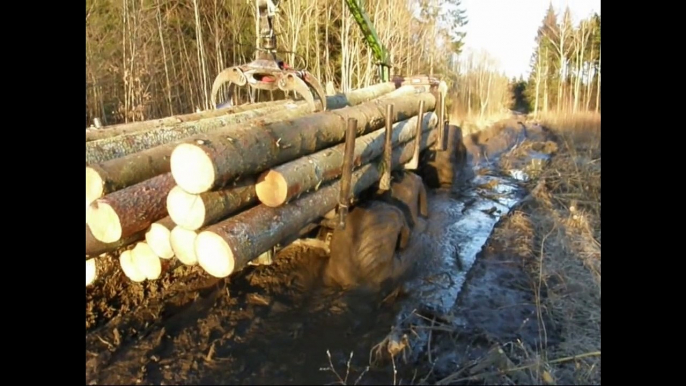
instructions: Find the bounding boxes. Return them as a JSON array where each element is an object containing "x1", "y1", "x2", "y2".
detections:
[{"x1": 458, "y1": 0, "x2": 601, "y2": 78}]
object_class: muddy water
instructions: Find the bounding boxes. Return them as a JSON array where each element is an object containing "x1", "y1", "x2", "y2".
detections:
[
  {"x1": 85, "y1": 121, "x2": 554, "y2": 385},
  {"x1": 368, "y1": 127, "x2": 556, "y2": 380}
]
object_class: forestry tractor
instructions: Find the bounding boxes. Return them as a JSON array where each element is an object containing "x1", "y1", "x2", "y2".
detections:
[{"x1": 209, "y1": 0, "x2": 393, "y2": 113}]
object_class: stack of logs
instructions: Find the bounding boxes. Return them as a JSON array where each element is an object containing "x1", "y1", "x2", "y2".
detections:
[{"x1": 86, "y1": 77, "x2": 447, "y2": 286}]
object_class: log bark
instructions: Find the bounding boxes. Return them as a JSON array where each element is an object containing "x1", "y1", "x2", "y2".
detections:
[
  {"x1": 277, "y1": 222, "x2": 323, "y2": 248},
  {"x1": 327, "y1": 82, "x2": 403, "y2": 106},
  {"x1": 194, "y1": 128, "x2": 437, "y2": 278},
  {"x1": 381, "y1": 85, "x2": 433, "y2": 99},
  {"x1": 325, "y1": 82, "x2": 396, "y2": 107},
  {"x1": 131, "y1": 242, "x2": 163, "y2": 280},
  {"x1": 119, "y1": 249, "x2": 146, "y2": 282},
  {"x1": 86, "y1": 224, "x2": 144, "y2": 258},
  {"x1": 171, "y1": 92, "x2": 437, "y2": 194},
  {"x1": 86, "y1": 102, "x2": 300, "y2": 165},
  {"x1": 145, "y1": 217, "x2": 176, "y2": 259},
  {"x1": 84, "y1": 88, "x2": 398, "y2": 207},
  {"x1": 170, "y1": 225, "x2": 202, "y2": 266},
  {"x1": 256, "y1": 112, "x2": 438, "y2": 207},
  {"x1": 85, "y1": 85, "x2": 411, "y2": 205},
  {"x1": 85, "y1": 106, "x2": 310, "y2": 206},
  {"x1": 167, "y1": 178, "x2": 257, "y2": 231},
  {"x1": 87, "y1": 173, "x2": 176, "y2": 243},
  {"x1": 85, "y1": 101, "x2": 287, "y2": 142},
  {"x1": 86, "y1": 258, "x2": 97, "y2": 286}
]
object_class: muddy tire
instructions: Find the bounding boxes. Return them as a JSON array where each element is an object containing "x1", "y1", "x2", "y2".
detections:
[{"x1": 418, "y1": 124, "x2": 468, "y2": 189}]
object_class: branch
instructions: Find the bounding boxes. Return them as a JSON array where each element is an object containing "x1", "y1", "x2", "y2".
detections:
[{"x1": 86, "y1": 0, "x2": 97, "y2": 22}]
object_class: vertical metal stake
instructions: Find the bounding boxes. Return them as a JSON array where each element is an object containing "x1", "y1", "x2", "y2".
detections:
[
  {"x1": 444, "y1": 120, "x2": 455, "y2": 153},
  {"x1": 435, "y1": 91, "x2": 446, "y2": 151},
  {"x1": 337, "y1": 118, "x2": 357, "y2": 229},
  {"x1": 405, "y1": 100, "x2": 425, "y2": 170},
  {"x1": 379, "y1": 104, "x2": 394, "y2": 191}
]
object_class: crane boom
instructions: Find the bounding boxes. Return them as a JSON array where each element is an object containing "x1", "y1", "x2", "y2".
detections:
[{"x1": 343, "y1": 0, "x2": 392, "y2": 82}]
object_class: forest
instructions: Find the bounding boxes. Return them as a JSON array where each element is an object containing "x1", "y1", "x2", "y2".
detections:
[{"x1": 85, "y1": 0, "x2": 600, "y2": 125}]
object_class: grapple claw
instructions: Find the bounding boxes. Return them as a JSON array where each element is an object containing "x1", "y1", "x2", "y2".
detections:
[
  {"x1": 278, "y1": 74, "x2": 316, "y2": 112},
  {"x1": 208, "y1": 0, "x2": 329, "y2": 111},
  {"x1": 210, "y1": 67, "x2": 248, "y2": 109},
  {"x1": 301, "y1": 71, "x2": 328, "y2": 111},
  {"x1": 278, "y1": 73, "x2": 326, "y2": 113}
]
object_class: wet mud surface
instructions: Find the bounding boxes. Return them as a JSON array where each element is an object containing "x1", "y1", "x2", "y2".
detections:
[{"x1": 86, "y1": 118, "x2": 560, "y2": 385}]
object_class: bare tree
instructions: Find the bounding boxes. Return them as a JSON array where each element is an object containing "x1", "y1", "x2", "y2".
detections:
[
  {"x1": 546, "y1": 8, "x2": 573, "y2": 112},
  {"x1": 533, "y1": 44, "x2": 542, "y2": 117},
  {"x1": 596, "y1": 44, "x2": 600, "y2": 113},
  {"x1": 85, "y1": 0, "x2": 466, "y2": 125},
  {"x1": 572, "y1": 19, "x2": 592, "y2": 113},
  {"x1": 192, "y1": 0, "x2": 209, "y2": 110}
]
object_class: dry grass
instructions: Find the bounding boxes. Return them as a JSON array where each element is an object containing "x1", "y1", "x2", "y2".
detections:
[
  {"x1": 515, "y1": 111, "x2": 601, "y2": 384},
  {"x1": 427, "y1": 111, "x2": 600, "y2": 385},
  {"x1": 448, "y1": 108, "x2": 515, "y2": 135},
  {"x1": 441, "y1": 111, "x2": 601, "y2": 385}
]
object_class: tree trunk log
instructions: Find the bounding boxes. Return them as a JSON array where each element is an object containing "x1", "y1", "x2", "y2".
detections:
[
  {"x1": 84, "y1": 86, "x2": 399, "y2": 206},
  {"x1": 86, "y1": 102, "x2": 301, "y2": 165},
  {"x1": 256, "y1": 111, "x2": 438, "y2": 207},
  {"x1": 119, "y1": 249, "x2": 146, "y2": 282},
  {"x1": 131, "y1": 242, "x2": 163, "y2": 280},
  {"x1": 85, "y1": 101, "x2": 288, "y2": 142},
  {"x1": 166, "y1": 178, "x2": 257, "y2": 231},
  {"x1": 145, "y1": 216, "x2": 176, "y2": 259},
  {"x1": 194, "y1": 128, "x2": 437, "y2": 278},
  {"x1": 325, "y1": 82, "x2": 396, "y2": 107},
  {"x1": 86, "y1": 258, "x2": 97, "y2": 286},
  {"x1": 85, "y1": 106, "x2": 309, "y2": 206},
  {"x1": 171, "y1": 92, "x2": 437, "y2": 194},
  {"x1": 87, "y1": 173, "x2": 176, "y2": 243},
  {"x1": 170, "y1": 225, "x2": 202, "y2": 266},
  {"x1": 86, "y1": 224, "x2": 144, "y2": 258},
  {"x1": 381, "y1": 84, "x2": 434, "y2": 98}
]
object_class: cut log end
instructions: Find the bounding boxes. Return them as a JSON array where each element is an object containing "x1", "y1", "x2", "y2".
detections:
[
  {"x1": 256, "y1": 170, "x2": 289, "y2": 207},
  {"x1": 86, "y1": 259, "x2": 97, "y2": 286},
  {"x1": 145, "y1": 222, "x2": 175, "y2": 259},
  {"x1": 170, "y1": 226, "x2": 200, "y2": 266},
  {"x1": 87, "y1": 202, "x2": 122, "y2": 243},
  {"x1": 167, "y1": 185, "x2": 206, "y2": 230},
  {"x1": 171, "y1": 143, "x2": 215, "y2": 194},
  {"x1": 86, "y1": 167, "x2": 105, "y2": 205},
  {"x1": 196, "y1": 231, "x2": 235, "y2": 278},
  {"x1": 119, "y1": 250, "x2": 146, "y2": 282},
  {"x1": 132, "y1": 242, "x2": 162, "y2": 280}
]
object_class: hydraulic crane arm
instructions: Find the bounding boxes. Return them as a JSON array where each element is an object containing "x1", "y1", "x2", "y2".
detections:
[{"x1": 343, "y1": 0, "x2": 392, "y2": 82}]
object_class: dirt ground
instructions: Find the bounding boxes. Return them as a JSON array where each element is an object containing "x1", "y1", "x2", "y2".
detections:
[{"x1": 86, "y1": 112, "x2": 600, "y2": 385}]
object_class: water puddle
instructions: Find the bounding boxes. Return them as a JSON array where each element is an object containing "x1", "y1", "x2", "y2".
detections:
[{"x1": 384, "y1": 139, "x2": 552, "y2": 364}]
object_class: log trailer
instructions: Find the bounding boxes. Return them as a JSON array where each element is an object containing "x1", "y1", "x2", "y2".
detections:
[
  {"x1": 209, "y1": 0, "x2": 394, "y2": 113},
  {"x1": 86, "y1": 0, "x2": 451, "y2": 284}
]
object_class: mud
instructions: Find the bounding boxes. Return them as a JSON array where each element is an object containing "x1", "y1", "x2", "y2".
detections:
[{"x1": 86, "y1": 117, "x2": 560, "y2": 385}]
